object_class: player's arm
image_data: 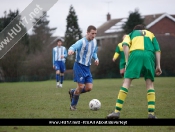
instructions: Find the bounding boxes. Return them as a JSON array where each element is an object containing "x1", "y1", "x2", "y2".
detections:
[
  {"x1": 122, "y1": 35, "x2": 131, "y2": 65},
  {"x1": 92, "y1": 46, "x2": 99, "y2": 66},
  {"x1": 113, "y1": 53, "x2": 119, "y2": 62},
  {"x1": 152, "y1": 34, "x2": 162, "y2": 76},
  {"x1": 155, "y1": 51, "x2": 162, "y2": 75},
  {"x1": 113, "y1": 46, "x2": 120, "y2": 62},
  {"x1": 68, "y1": 40, "x2": 82, "y2": 55}
]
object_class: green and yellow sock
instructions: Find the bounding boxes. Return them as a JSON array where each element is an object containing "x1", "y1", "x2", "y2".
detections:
[
  {"x1": 147, "y1": 89, "x2": 155, "y2": 115},
  {"x1": 115, "y1": 87, "x2": 128, "y2": 113}
]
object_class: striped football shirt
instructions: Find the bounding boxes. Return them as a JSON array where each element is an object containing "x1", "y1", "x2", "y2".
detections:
[
  {"x1": 68, "y1": 37, "x2": 98, "y2": 66},
  {"x1": 52, "y1": 46, "x2": 67, "y2": 65}
]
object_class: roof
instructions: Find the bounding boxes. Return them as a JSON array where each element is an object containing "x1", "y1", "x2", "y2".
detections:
[
  {"x1": 146, "y1": 13, "x2": 175, "y2": 28},
  {"x1": 96, "y1": 18, "x2": 123, "y2": 38},
  {"x1": 96, "y1": 13, "x2": 175, "y2": 38}
]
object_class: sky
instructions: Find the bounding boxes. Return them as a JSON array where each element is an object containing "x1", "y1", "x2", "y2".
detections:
[{"x1": 0, "y1": 0, "x2": 175, "y2": 37}]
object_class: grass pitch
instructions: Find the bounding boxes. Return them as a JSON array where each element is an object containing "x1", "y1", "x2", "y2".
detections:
[{"x1": 0, "y1": 77, "x2": 175, "y2": 131}]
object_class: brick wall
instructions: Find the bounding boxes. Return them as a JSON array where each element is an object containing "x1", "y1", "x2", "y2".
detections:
[{"x1": 149, "y1": 17, "x2": 175, "y2": 35}]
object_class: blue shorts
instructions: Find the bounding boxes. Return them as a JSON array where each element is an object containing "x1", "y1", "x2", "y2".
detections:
[
  {"x1": 73, "y1": 62, "x2": 93, "y2": 84},
  {"x1": 54, "y1": 61, "x2": 66, "y2": 73}
]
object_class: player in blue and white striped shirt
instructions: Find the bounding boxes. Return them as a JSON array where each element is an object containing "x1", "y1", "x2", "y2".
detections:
[
  {"x1": 68, "y1": 25, "x2": 99, "y2": 110},
  {"x1": 53, "y1": 39, "x2": 67, "y2": 88}
]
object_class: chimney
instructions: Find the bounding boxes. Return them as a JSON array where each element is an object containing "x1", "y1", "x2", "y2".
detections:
[{"x1": 107, "y1": 13, "x2": 111, "y2": 21}]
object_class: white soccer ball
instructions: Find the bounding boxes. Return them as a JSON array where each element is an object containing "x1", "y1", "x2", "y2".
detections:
[{"x1": 89, "y1": 99, "x2": 101, "y2": 111}]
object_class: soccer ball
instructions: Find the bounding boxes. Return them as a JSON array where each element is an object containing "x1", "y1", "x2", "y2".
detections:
[{"x1": 89, "y1": 99, "x2": 101, "y2": 110}]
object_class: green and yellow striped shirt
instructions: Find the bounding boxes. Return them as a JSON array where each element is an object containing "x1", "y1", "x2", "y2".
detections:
[{"x1": 122, "y1": 30, "x2": 161, "y2": 52}]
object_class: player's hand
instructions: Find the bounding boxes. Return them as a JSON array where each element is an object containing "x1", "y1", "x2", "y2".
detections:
[
  {"x1": 61, "y1": 55, "x2": 64, "y2": 58},
  {"x1": 120, "y1": 69, "x2": 125, "y2": 77},
  {"x1": 53, "y1": 65, "x2": 55, "y2": 69},
  {"x1": 155, "y1": 66, "x2": 162, "y2": 76},
  {"x1": 112, "y1": 58, "x2": 116, "y2": 62},
  {"x1": 94, "y1": 60, "x2": 99, "y2": 66},
  {"x1": 68, "y1": 50, "x2": 74, "y2": 55}
]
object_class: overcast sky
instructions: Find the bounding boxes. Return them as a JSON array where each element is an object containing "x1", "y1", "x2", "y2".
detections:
[{"x1": 1, "y1": 0, "x2": 175, "y2": 37}]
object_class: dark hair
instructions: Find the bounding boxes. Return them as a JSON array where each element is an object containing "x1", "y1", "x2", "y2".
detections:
[
  {"x1": 87, "y1": 25, "x2": 96, "y2": 32},
  {"x1": 133, "y1": 24, "x2": 145, "y2": 30},
  {"x1": 56, "y1": 38, "x2": 63, "y2": 43}
]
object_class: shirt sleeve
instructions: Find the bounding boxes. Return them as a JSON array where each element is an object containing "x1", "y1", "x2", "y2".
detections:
[
  {"x1": 113, "y1": 45, "x2": 120, "y2": 59},
  {"x1": 122, "y1": 35, "x2": 131, "y2": 47},
  {"x1": 113, "y1": 52, "x2": 119, "y2": 60},
  {"x1": 68, "y1": 39, "x2": 82, "y2": 51},
  {"x1": 152, "y1": 36, "x2": 161, "y2": 52}
]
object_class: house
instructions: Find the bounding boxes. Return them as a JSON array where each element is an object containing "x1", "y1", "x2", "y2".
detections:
[{"x1": 96, "y1": 13, "x2": 175, "y2": 46}]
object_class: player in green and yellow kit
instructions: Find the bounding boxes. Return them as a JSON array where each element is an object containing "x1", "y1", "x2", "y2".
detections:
[
  {"x1": 107, "y1": 24, "x2": 162, "y2": 119},
  {"x1": 113, "y1": 35, "x2": 126, "y2": 77}
]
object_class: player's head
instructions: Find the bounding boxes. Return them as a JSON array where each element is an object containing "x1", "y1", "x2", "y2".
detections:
[
  {"x1": 86, "y1": 25, "x2": 97, "y2": 41},
  {"x1": 56, "y1": 38, "x2": 63, "y2": 46},
  {"x1": 133, "y1": 24, "x2": 145, "y2": 30}
]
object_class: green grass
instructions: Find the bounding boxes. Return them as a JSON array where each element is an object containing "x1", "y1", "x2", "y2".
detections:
[{"x1": 0, "y1": 77, "x2": 175, "y2": 132}]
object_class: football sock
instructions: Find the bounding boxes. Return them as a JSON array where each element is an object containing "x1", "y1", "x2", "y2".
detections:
[
  {"x1": 71, "y1": 94, "x2": 79, "y2": 106},
  {"x1": 147, "y1": 89, "x2": 155, "y2": 115},
  {"x1": 60, "y1": 75, "x2": 64, "y2": 84},
  {"x1": 115, "y1": 87, "x2": 128, "y2": 113},
  {"x1": 56, "y1": 74, "x2": 60, "y2": 82}
]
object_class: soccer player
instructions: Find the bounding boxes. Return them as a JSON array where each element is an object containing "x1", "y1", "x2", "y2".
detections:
[
  {"x1": 112, "y1": 35, "x2": 126, "y2": 77},
  {"x1": 107, "y1": 24, "x2": 162, "y2": 119},
  {"x1": 68, "y1": 25, "x2": 99, "y2": 111},
  {"x1": 53, "y1": 38, "x2": 67, "y2": 88}
]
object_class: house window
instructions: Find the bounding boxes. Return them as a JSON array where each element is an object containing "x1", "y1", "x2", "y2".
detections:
[{"x1": 165, "y1": 33, "x2": 170, "y2": 36}]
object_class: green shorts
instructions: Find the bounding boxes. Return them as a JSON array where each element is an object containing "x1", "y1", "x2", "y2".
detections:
[{"x1": 124, "y1": 50, "x2": 155, "y2": 81}]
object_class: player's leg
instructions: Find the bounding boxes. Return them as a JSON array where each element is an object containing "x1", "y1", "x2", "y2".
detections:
[
  {"x1": 115, "y1": 78, "x2": 132, "y2": 113},
  {"x1": 120, "y1": 68, "x2": 134, "y2": 87},
  {"x1": 54, "y1": 61, "x2": 61, "y2": 88},
  {"x1": 70, "y1": 83, "x2": 84, "y2": 110},
  {"x1": 70, "y1": 81, "x2": 93, "y2": 110},
  {"x1": 107, "y1": 78, "x2": 132, "y2": 119},
  {"x1": 59, "y1": 73, "x2": 64, "y2": 87},
  {"x1": 145, "y1": 79, "x2": 156, "y2": 119},
  {"x1": 56, "y1": 70, "x2": 60, "y2": 87},
  {"x1": 69, "y1": 82, "x2": 92, "y2": 96},
  {"x1": 59, "y1": 62, "x2": 66, "y2": 87},
  {"x1": 107, "y1": 51, "x2": 143, "y2": 119},
  {"x1": 144, "y1": 51, "x2": 156, "y2": 119},
  {"x1": 69, "y1": 82, "x2": 92, "y2": 105},
  {"x1": 82, "y1": 83, "x2": 93, "y2": 93},
  {"x1": 115, "y1": 67, "x2": 132, "y2": 113},
  {"x1": 69, "y1": 62, "x2": 85, "y2": 110}
]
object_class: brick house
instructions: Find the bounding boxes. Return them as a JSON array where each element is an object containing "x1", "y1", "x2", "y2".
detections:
[{"x1": 96, "y1": 13, "x2": 175, "y2": 46}]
